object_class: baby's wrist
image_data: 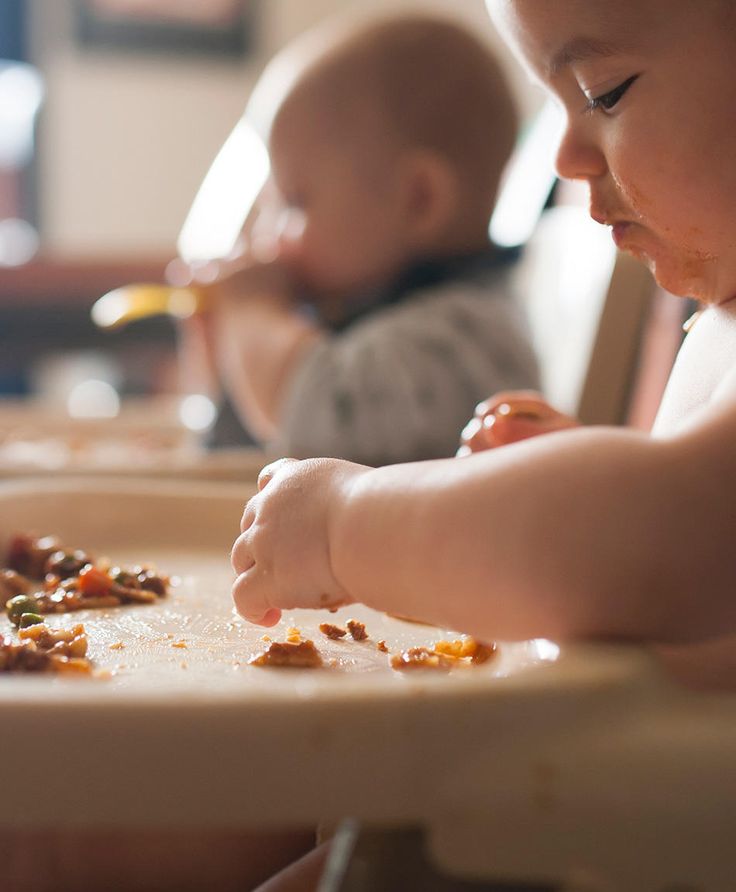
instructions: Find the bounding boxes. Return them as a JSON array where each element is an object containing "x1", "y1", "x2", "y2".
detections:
[{"x1": 326, "y1": 463, "x2": 372, "y2": 606}]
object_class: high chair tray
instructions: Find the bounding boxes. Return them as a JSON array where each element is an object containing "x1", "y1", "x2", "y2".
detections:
[
  {"x1": 0, "y1": 398, "x2": 270, "y2": 481},
  {"x1": 0, "y1": 479, "x2": 733, "y2": 891}
]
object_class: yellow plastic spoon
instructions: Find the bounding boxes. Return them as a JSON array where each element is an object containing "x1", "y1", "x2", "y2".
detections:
[{"x1": 91, "y1": 284, "x2": 207, "y2": 330}]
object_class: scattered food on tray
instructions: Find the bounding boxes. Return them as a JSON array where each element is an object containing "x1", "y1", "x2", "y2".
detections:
[
  {"x1": 2, "y1": 533, "x2": 170, "y2": 621},
  {"x1": 0, "y1": 622, "x2": 92, "y2": 675},
  {"x1": 376, "y1": 640, "x2": 388, "y2": 653},
  {"x1": 319, "y1": 622, "x2": 347, "y2": 640},
  {"x1": 249, "y1": 639, "x2": 323, "y2": 669},
  {"x1": 346, "y1": 619, "x2": 368, "y2": 641},
  {"x1": 286, "y1": 626, "x2": 302, "y2": 644},
  {"x1": 391, "y1": 637, "x2": 497, "y2": 671}
]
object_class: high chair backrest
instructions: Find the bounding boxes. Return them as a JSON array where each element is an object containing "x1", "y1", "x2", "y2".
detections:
[{"x1": 513, "y1": 205, "x2": 656, "y2": 425}]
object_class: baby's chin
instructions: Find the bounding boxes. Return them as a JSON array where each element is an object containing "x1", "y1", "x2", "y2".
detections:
[{"x1": 628, "y1": 242, "x2": 721, "y2": 304}]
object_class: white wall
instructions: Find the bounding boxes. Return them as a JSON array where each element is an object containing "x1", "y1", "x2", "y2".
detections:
[{"x1": 30, "y1": 0, "x2": 542, "y2": 258}]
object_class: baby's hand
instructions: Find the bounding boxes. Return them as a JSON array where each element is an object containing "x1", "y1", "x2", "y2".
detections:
[
  {"x1": 194, "y1": 254, "x2": 294, "y2": 306},
  {"x1": 231, "y1": 457, "x2": 365, "y2": 626},
  {"x1": 457, "y1": 390, "x2": 579, "y2": 455}
]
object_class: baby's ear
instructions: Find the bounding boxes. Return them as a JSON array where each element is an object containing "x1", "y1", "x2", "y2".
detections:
[{"x1": 398, "y1": 149, "x2": 458, "y2": 249}]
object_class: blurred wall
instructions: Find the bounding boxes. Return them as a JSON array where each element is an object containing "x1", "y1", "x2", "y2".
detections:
[{"x1": 29, "y1": 0, "x2": 542, "y2": 258}]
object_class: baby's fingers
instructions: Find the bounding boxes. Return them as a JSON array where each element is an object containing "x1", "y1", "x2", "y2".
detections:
[
  {"x1": 258, "y1": 457, "x2": 298, "y2": 491},
  {"x1": 474, "y1": 390, "x2": 547, "y2": 419},
  {"x1": 458, "y1": 415, "x2": 492, "y2": 455},
  {"x1": 231, "y1": 531, "x2": 255, "y2": 574},
  {"x1": 232, "y1": 568, "x2": 282, "y2": 627},
  {"x1": 484, "y1": 407, "x2": 579, "y2": 448}
]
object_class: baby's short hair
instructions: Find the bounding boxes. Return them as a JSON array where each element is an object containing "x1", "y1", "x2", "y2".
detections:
[{"x1": 280, "y1": 12, "x2": 519, "y2": 222}]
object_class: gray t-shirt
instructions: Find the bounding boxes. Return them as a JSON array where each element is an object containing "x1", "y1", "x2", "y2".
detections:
[{"x1": 271, "y1": 267, "x2": 539, "y2": 465}]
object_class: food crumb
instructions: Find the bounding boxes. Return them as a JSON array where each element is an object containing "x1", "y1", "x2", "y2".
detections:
[
  {"x1": 390, "y1": 637, "x2": 497, "y2": 671},
  {"x1": 109, "y1": 641, "x2": 126, "y2": 651},
  {"x1": 171, "y1": 640, "x2": 187, "y2": 649},
  {"x1": 376, "y1": 640, "x2": 388, "y2": 653},
  {"x1": 260, "y1": 634, "x2": 272, "y2": 642},
  {"x1": 346, "y1": 620, "x2": 368, "y2": 641},
  {"x1": 286, "y1": 626, "x2": 301, "y2": 644},
  {"x1": 390, "y1": 647, "x2": 454, "y2": 671},
  {"x1": 319, "y1": 622, "x2": 347, "y2": 640},
  {"x1": 249, "y1": 639, "x2": 323, "y2": 669}
]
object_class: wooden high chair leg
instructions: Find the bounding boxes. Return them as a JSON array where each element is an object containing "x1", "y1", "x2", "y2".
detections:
[{"x1": 317, "y1": 820, "x2": 558, "y2": 892}]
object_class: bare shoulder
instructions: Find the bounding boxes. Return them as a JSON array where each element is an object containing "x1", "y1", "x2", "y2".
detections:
[{"x1": 652, "y1": 301, "x2": 736, "y2": 436}]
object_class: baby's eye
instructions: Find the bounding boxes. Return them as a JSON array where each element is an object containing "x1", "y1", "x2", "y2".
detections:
[{"x1": 585, "y1": 74, "x2": 639, "y2": 113}]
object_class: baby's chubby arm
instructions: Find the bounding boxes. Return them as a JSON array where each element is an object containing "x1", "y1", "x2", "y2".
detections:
[
  {"x1": 232, "y1": 399, "x2": 736, "y2": 644},
  {"x1": 193, "y1": 257, "x2": 324, "y2": 440}
]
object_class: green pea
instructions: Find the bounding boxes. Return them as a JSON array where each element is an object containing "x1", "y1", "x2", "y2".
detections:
[
  {"x1": 6, "y1": 594, "x2": 40, "y2": 626},
  {"x1": 18, "y1": 613, "x2": 44, "y2": 628}
]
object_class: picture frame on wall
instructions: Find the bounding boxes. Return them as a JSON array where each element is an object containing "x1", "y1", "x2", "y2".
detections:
[{"x1": 75, "y1": 0, "x2": 255, "y2": 57}]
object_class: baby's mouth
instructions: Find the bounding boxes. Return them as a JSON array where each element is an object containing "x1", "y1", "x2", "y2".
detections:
[{"x1": 611, "y1": 221, "x2": 632, "y2": 248}]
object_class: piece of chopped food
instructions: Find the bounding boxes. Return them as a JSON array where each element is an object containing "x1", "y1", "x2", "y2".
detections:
[
  {"x1": 171, "y1": 640, "x2": 187, "y2": 649},
  {"x1": 5, "y1": 593, "x2": 40, "y2": 626},
  {"x1": 249, "y1": 639, "x2": 323, "y2": 668},
  {"x1": 0, "y1": 623, "x2": 92, "y2": 675},
  {"x1": 7, "y1": 534, "x2": 62, "y2": 578},
  {"x1": 433, "y1": 637, "x2": 497, "y2": 663},
  {"x1": 319, "y1": 622, "x2": 347, "y2": 640},
  {"x1": 376, "y1": 640, "x2": 389, "y2": 653},
  {"x1": 0, "y1": 569, "x2": 32, "y2": 602},
  {"x1": 468, "y1": 641, "x2": 496, "y2": 665},
  {"x1": 390, "y1": 646, "x2": 456, "y2": 671},
  {"x1": 2, "y1": 534, "x2": 170, "y2": 619},
  {"x1": 45, "y1": 549, "x2": 91, "y2": 580},
  {"x1": 109, "y1": 641, "x2": 126, "y2": 651},
  {"x1": 390, "y1": 637, "x2": 498, "y2": 671},
  {"x1": 346, "y1": 620, "x2": 368, "y2": 641},
  {"x1": 18, "y1": 612, "x2": 44, "y2": 628}
]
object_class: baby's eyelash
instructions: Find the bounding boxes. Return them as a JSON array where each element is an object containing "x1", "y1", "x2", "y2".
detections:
[{"x1": 585, "y1": 74, "x2": 639, "y2": 114}]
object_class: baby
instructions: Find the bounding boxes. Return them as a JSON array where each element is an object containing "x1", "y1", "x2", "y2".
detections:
[
  {"x1": 233, "y1": 0, "x2": 736, "y2": 669},
  {"x1": 232, "y1": 2, "x2": 736, "y2": 889},
  {"x1": 189, "y1": 11, "x2": 539, "y2": 464}
]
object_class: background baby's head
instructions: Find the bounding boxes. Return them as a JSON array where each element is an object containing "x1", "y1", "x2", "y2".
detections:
[{"x1": 247, "y1": 12, "x2": 519, "y2": 302}]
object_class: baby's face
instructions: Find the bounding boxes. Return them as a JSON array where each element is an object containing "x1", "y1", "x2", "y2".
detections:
[
  {"x1": 255, "y1": 92, "x2": 411, "y2": 301},
  {"x1": 492, "y1": 0, "x2": 736, "y2": 304}
]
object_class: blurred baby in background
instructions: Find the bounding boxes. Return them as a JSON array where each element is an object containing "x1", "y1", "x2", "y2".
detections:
[{"x1": 184, "y1": 10, "x2": 539, "y2": 465}]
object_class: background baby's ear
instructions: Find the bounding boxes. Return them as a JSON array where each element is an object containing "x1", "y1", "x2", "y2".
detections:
[{"x1": 397, "y1": 149, "x2": 458, "y2": 249}]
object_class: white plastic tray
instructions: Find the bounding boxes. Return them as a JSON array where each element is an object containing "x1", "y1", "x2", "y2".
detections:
[{"x1": 0, "y1": 478, "x2": 733, "y2": 890}]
